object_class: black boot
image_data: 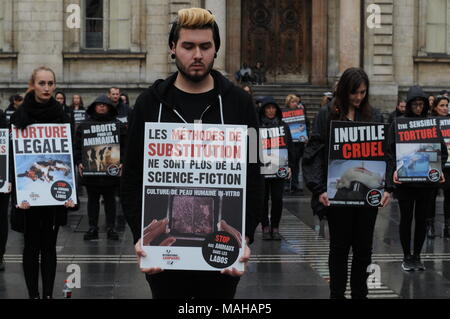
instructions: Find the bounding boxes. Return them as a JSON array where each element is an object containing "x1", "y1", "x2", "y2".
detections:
[
  {"x1": 426, "y1": 218, "x2": 435, "y2": 239},
  {"x1": 444, "y1": 219, "x2": 450, "y2": 238}
]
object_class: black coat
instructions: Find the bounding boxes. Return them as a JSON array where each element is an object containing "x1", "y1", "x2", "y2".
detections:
[
  {"x1": 10, "y1": 92, "x2": 72, "y2": 232},
  {"x1": 121, "y1": 70, "x2": 263, "y2": 245},
  {"x1": 302, "y1": 102, "x2": 392, "y2": 218}
]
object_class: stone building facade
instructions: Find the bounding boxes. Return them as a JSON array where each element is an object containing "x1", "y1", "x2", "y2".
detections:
[{"x1": 0, "y1": 0, "x2": 449, "y2": 111}]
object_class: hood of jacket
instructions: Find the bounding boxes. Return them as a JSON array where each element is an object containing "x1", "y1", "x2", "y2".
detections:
[
  {"x1": 405, "y1": 86, "x2": 429, "y2": 117},
  {"x1": 86, "y1": 94, "x2": 118, "y2": 121},
  {"x1": 149, "y1": 69, "x2": 234, "y2": 123},
  {"x1": 258, "y1": 96, "x2": 283, "y2": 124}
]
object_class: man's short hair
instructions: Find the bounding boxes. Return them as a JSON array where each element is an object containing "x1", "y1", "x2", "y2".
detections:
[
  {"x1": 109, "y1": 87, "x2": 120, "y2": 94},
  {"x1": 168, "y1": 8, "x2": 221, "y2": 53}
]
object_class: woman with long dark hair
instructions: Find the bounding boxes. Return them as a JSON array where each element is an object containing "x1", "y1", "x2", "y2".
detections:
[
  {"x1": 303, "y1": 67, "x2": 393, "y2": 299},
  {"x1": 10, "y1": 66, "x2": 75, "y2": 299},
  {"x1": 426, "y1": 96, "x2": 450, "y2": 239}
]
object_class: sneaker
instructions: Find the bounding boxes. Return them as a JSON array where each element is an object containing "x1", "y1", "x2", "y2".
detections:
[
  {"x1": 262, "y1": 227, "x2": 272, "y2": 240},
  {"x1": 401, "y1": 255, "x2": 415, "y2": 271},
  {"x1": 272, "y1": 231, "x2": 282, "y2": 241},
  {"x1": 84, "y1": 228, "x2": 99, "y2": 241},
  {"x1": 107, "y1": 228, "x2": 119, "y2": 241},
  {"x1": 413, "y1": 255, "x2": 426, "y2": 271}
]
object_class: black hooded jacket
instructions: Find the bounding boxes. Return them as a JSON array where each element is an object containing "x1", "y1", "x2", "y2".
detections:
[
  {"x1": 388, "y1": 86, "x2": 448, "y2": 199},
  {"x1": 259, "y1": 98, "x2": 295, "y2": 177},
  {"x1": 75, "y1": 95, "x2": 125, "y2": 187},
  {"x1": 302, "y1": 101, "x2": 392, "y2": 218},
  {"x1": 120, "y1": 70, "x2": 263, "y2": 245}
]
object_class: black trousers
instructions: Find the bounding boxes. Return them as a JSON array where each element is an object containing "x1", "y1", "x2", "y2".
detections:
[
  {"x1": 23, "y1": 208, "x2": 59, "y2": 298},
  {"x1": 0, "y1": 194, "x2": 10, "y2": 258},
  {"x1": 399, "y1": 199, "x2": 430, "y2": 256},
  {"x1": 327, "y1": 206, "x2": 378, "y2": 299},
  {"x1": 146, "y1": 271, "x2": 240, "y2": 299},
  {"x1": 429, "y1": 188, "x2": 450, "y2": 220},
  {"x1": 86, "y1": 186, "x2": 117, "y2": 229},
  {"x1": 262, "y1": 179, "x2": 285, "y2": 229},
  {"x1": 290, "y1": 143, "x2": 304, "y2": 190}
]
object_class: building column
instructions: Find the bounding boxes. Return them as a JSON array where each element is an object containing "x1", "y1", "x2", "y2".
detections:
[
  {"x1": 311, "y1": 0, "x2": 328, "y2": 85},
  {"x1": 205, "y1": 0, "x2": 227, "y2": 74},
  {"x1": 339, "y1": 0, "x2": 361, "y2": 72}
]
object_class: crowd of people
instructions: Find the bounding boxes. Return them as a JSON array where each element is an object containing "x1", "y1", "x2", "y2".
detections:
[{"x1": 0, "y1": 7, "x2": 450, "y2": 300}]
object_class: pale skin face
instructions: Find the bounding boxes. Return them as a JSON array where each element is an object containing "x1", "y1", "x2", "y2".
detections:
[
  {"x1": 95, "y1": 103, "x2": 109, "y2": 115},
  {"x1": 72, "y1": 95, "x2": 81, "y2": 107},
  {"x1": 435, "y1": 99, "x2": 449, "y2": 117},
  {"x1": 30, "y1": 71, "x2": 56, "y2": 103},
  {"x1": 349, "y1": 83, "x2": 367, "y2": 110},
  {"x1": 288, "y1": 100, "x2": 299, "y2": 109},
  {"x1": 108, "y1": 88, "x2": 120, "y2": 104},
  {"x1": 55, "y1": 93, "x2": 65, "y2": 106},
  {"x1": 171, "y1": 28, "x2": 216, "y2": 92},
  {"x1": 397, "y1": 101, "x2": 406, "y2": 113},
  {"x1": 411, "y1": 98, "x2": 425, "y2": 116},
  {"x1": 264, "y1": 105, "x2": 277, "y2": 119}
]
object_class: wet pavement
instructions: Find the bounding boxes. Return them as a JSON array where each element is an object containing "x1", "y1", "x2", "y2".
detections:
[{"x1": 1, "y1": 192, "x2": 450, "y2": 299}]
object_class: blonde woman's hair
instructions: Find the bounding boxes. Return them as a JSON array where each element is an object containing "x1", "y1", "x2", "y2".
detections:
[
  {"x1": 26, "y1": 66, "x2": 56, "y2": 94},
  {"x1": 169, "y1": 8, "x2": 221, "y2": 52},
  {"x1": 285, "y1": 94, "x2": 300, "y2": 107}
]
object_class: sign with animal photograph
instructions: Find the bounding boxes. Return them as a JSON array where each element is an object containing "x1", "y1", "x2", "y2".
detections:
[
  {"x1": 12, "y1": 124, "x2": 77, "y2": 206},
  {"x1": 395, "y1": 117, "x2": 443, "y2": 183},
  {"x1": 439, "y1": 118, "x2": 450, "y2": 168},
  {"x1": 281, "y1": 107, "x2": 308, "y2": 143},
  {"x1": 80, "y1": 122, "x2": 120, "y2": 176},
  {"x1": 0, "y1": 129, "x2": 9, "y2": 193},
  {"x1": 327, "y1": 121, "x2": 388, "y2": 207},
  {"x1": 260, "y1": 125, "x2": 290, "y2": 179},
  {"x1": 141, "y1": 123, "x2": 247, "y2": 272}
]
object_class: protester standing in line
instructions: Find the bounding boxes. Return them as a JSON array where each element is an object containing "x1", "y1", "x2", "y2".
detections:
[
  {"x1": 283, "y1": 94, "x2": 309, "y2": 194},
  {"x1": 427, "y1": 95, "x2": 450, "y2": 239},
  {"x1": 121, "y1": 8, "x2": 263, "y2": 299},
  {"x1": 10, "y1": 66, "x2": 75, "y2": 299},
  {"x1": 70, "y1": 94, "x2": 85, "y2": 111},
  {"x1": 390, "y1": 86, "x2": 447, "y2": 271},
  {"x1": 0, "y1": 109, "x2": 11, "y2": 272},
  {"x1": 303, "y1": 67, "x2": 393, "y2": 299},
  {"x1": 76, "y1": 95, "x2": 124, "y2": 241},
  {"x1": 387, "y1": 99, "x2": 407, "y2": 125},
  {"x1": 260, "y1": 96, "x2": 293, "y2": 240}
]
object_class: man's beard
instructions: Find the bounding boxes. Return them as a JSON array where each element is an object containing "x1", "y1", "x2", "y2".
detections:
[{"x1": 175, "y1": 59, "x2": 214, "y2": 83}]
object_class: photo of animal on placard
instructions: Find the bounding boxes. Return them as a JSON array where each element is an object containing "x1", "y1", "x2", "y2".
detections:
[
  {"x1": 82, "y1": 145, "x2": 120, "y2": 175},
  {"x1": 18, "y1": 159, "x2": 71, "y2": 183}
]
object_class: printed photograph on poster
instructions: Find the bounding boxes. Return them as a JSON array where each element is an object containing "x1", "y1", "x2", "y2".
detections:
[
  {"x1": 396, "y1": 143, "x2": 441, "y2": 181},
  {"x1": 288, "y1": 123, "x2": 308, "y2": 142},
  {"x1": 12, "y1": 123, "x2": 77, "y2": 206},
  {"x1": 142, "y1": 187, "x2": 243, "y2": 248},
  {"x1": 0, "y1": 128, "x2": 9, "y2": 193},
  {"x1": 81, "y1": 122, "x2": 120, "y2": 176},
  {"x1": 261, "y1": 148, "x2": 289, "y2": 178},
  {"x1": 15, "y1": 155, "x2": 75, "y2": 203},
  {"x1": 281, "y1": 108, "x2": 308, "y2": 143},
  {"x1": 439, "y1": 118, "x2": 450, "y2": 168},
  {"x1": 141, "y1": 123, "x2": 247, "y2": 272},
  {"x1": 327, "y1": 160, "x2": 385, "y2": 206}
]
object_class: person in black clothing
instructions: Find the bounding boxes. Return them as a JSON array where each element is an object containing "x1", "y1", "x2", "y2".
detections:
[
  {"x1": 70, "y1": 94, "x2": 85, "y2": 111},
  {"x1": 75, "y1": 95, "x2": 124, "y2": 241},
  {"x1": 10, "y1": 66, "x2": 75, "y2": 299},
  {"x1": 120, "y1": 7, "x2": 263, "y2": 299},
  {"x1": 0, "y1": 109, "x2": 11, "y2": 272},
  {"x1": 303, "y1": 68, "x2": 393, "y2": 299},
  {"x1": 108, "y1": 87, "x2": 132, "y2": 125},
  {"x1": 5, "y1": 95, "x2": 23, "y2": 123},
  {"x1": 259, "y1": 96, "x2": 293, "y2": 240},
  {"x1": 387, "y1": 99, "x2": 406, "y2": 125},
  {"x1": 425, "y1": 96, "x2": 450, "y2": 239},
  {"x1": 390, "y1": 86, "x2": 447, "y2": 272}
]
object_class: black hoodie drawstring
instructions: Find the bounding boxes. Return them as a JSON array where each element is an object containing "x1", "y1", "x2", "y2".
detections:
[{"x1": 157, "y1": 94, "x2": 225, "y2": 125}]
